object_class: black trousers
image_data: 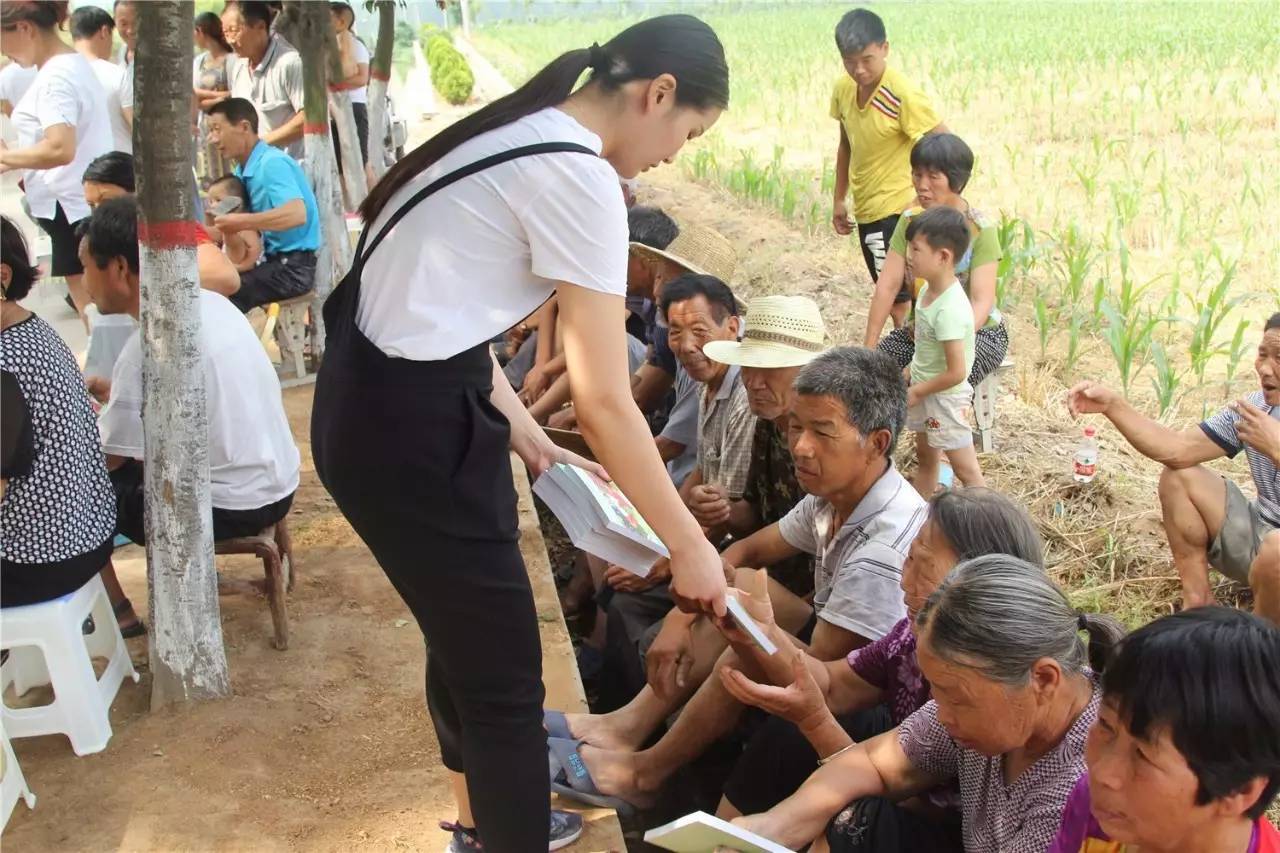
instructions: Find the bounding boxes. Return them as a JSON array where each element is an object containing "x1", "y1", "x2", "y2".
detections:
[
  {"x1": 313, "y1": 342, "x2": 547, "y2": 852},
  {"x1": 332, "y1": 101, "x2": 370, "y2": 173},
  {"x1": 229, "y1": 251, "x2": 317, "y2": 313},
  {"x1": 856, "y1": 214, "x2": 902, "y2": 295},
  {"x1": 724, "y1": 705, "x2": 893, "y2": 815},
  {"x1": 110, "y1": 459, "x2": 293, "y2": 544},
  {"x1": 827, "y1": 796, "x2": 963, "y2": 853}
]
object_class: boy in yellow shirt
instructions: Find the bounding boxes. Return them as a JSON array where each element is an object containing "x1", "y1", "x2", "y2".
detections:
[{"x1": 830, "y1": 8, "x2": 945, "y2": 328}]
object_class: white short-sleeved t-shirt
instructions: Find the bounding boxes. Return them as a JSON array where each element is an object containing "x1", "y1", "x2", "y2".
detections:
[
  {"x1": 98, "y1": 291, "x2": 301, "y2": 511},
  {"x1": 10, "y1": 53, "x2": 112, "y2": 221},
  {"x1": 778, "y1": 464, "x2": 926, "y2": 640},
  {"x1": 0, "y1": 61, "x2": 36, "y2": 108},
  {"x1": 356, "y1": 107, "x2": 628, "y2": 361},
  {"x1": 87, "y1": 58, "x2": 131, "y2": 154},
  {"x1": 350, "y1": 38, "x2": 370, "y2": 105}
]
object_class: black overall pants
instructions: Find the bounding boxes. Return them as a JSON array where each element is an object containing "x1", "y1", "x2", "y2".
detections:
[{"x1": 311, "y1": 143, "x2": 594, "y2": 852}]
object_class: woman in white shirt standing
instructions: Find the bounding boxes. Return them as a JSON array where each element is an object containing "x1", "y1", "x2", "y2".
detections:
[
  {"x1": 312, "y1": 15, "x2": 730, "y2": 852},
  {"x1": 0, "y1": 0, "x2": 111, "y2": 324}
]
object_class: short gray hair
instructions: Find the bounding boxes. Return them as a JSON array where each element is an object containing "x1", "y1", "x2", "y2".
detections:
[
  {"x1": 917, "y1": 554, "x2": 1125, "y2": 686},
  {"x1": 834, "y1": 9, "x2": 886, "y2": 56},
  {"x1": 793, "y1": 346, "x2": 906, "y2": 458}
]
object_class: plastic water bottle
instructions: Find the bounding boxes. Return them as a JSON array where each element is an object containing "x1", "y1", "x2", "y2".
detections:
[{"x1": 1073, "y1": 427, "x2": 1100, "y2": 483}]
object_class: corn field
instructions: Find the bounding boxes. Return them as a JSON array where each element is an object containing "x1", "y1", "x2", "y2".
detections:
[{"x1": 474, "y1": 1, "x2": 1280, "y2": 413}]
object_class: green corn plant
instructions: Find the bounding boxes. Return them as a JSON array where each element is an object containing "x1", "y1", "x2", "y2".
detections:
[
  {"x1": 1062, "y1": 309, "x2": 1088, "y2": 378},
  {"x1": 1033, "y1": 287, "x2": 1057, "y2": 362},
  {"x1": 1149, "y1": 341, "x2": 1182, "y2": 417},
  {"x1": 1100, "y1": 300, "x2": 1158, "y2": 396},
  {"x1": 1049, "y1": 222, "x2": 1096, "y2": 308},
  {"x1": 1186, "y1": 259, "x2": 1241, "y2": 387},
  {"x1": 1223, "y1": 317, "x2": 1252, "y2": 400}
]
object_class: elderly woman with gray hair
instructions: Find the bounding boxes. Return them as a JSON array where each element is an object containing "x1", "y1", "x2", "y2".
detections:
[{"x1": 729, "y1": 554, "x2": 1125, "y2": 853}]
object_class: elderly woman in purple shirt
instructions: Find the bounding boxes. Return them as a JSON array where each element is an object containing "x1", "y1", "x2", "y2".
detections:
[
  {"x1": 731, "y1": 554, "x2": 1126, "y2": 853},
  {"x1": 715, "y1": 487, "x2": 1044, "y2": 823}
]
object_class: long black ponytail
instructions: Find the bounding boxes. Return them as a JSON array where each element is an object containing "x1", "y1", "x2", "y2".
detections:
[{"x1": 360, "y1": 14, "x2": 729, "y2": 224}]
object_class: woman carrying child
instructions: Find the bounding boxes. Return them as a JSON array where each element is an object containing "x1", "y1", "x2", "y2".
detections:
[{"x1": 862, "y1": 133, "x2": 1008, "y2": 387}]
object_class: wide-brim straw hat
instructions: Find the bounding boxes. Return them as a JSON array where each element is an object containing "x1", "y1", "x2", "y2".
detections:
[
  {"x1": 704, "y1": 294, "x2": 827, "y2": 368},
  {"x1": 629, "y1": 223, "x2": 738, "y2": 286}
]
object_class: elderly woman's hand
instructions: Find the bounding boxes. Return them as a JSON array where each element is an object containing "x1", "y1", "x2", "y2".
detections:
[{"x1": 719, "y1": 647, "x2": 828, "y2": 728}]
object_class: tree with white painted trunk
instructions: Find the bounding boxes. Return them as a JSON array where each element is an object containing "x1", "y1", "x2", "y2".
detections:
[
  {"x1": 135, "y1": 0, "x2": 231, "y2": 706},
  {"x1": 292, "y1": 0, "x2": 352, "y2": 359},
  {"x1": 364, "y1": 0, "x2": 397, "y2": 180},
  {"x1": 328, "y1": 22, "x2": 367, "y2": 209}
]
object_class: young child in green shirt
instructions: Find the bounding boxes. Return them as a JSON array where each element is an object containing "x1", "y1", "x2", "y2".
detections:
[{"x1": 904, "y1": 206, "x2": 985, "y2": 495}]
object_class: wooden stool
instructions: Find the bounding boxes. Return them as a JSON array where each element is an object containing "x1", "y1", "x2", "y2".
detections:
[
  {"x1": 272, "y1": 295, "x2": 313, "y2": 381},
  {"x1": 214, "y1": 519, "x2": 294, "y2": 650}
]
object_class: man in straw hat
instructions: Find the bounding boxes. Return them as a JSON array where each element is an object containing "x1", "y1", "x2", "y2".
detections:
[{"x1": 700, "y1": 294, "x2": 829, "y2": 597}]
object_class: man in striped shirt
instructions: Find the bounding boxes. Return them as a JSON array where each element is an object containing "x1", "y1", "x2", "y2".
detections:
[{"x1": 1067, "y1": 312, "x2": 1280, "y2": 623}]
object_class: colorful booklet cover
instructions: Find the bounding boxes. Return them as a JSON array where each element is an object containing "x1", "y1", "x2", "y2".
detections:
[
  {"x1": 644, "y1": 811, "x2": 793, "y2": 852},
  {"x1": 532, "y1": 463, "x2": 668, "y2": 576}
]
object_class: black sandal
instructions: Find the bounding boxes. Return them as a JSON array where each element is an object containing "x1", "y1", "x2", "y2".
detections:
[{"x1": 114, "y1": 597, "x2": 147, "y2": 638}]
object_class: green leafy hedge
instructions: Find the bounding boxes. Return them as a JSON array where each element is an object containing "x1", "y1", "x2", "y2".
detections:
[{"x1": 421, "y1": 30, "x2": 473, "y2": 106}]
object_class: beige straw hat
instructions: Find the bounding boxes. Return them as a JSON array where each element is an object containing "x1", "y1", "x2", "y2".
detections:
[
  {"x1": 629, "y1": 223, "x2": 738, "y2": 285},
  {"x1": 704, "y1": 295, "x2": 828, "y2": 369}
]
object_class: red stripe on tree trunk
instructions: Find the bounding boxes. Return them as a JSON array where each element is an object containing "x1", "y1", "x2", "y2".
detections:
[
  {"x1": 370, "y1": 69, "x2": 391, "y2": 82},
  {"x1": 304, "y1": 122, "x2": 330, "y2": 135},
  {"x1": 138, "y1": 220, "x2": 202, "y2": 249}
]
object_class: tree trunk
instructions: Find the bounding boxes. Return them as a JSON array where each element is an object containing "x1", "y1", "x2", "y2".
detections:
[
  {"x1": 293, "y1": 0, "x2": 351, "y2": 360},
  {"x1": 330, "y1": 88, "x2": 367, "y2": 209},
  {"x1": 134, "y1": 0, "x2": 231, "y2": 707},
  {"x1": 365, "y1": 0, "x2": 396, "y2": 180},
  {"x1": 326, "y1": 13, "x2": 367, "y2": 211}
]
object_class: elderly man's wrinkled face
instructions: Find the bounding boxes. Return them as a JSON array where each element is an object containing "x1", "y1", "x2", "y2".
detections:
[
  {"x1": 741, "y1": 364, "x2": 802, "y2": 422},
  {"x1": 666, "y1": 294, "x2": 738, "y2": 385}
]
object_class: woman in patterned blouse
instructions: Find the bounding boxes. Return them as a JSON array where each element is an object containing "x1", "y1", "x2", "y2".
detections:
[{"x1": 731, "y1": 554, "x2": 1125, "y2": 853}]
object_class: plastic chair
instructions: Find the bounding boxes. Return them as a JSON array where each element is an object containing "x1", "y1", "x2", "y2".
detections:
[
  {"x1": 972, "y1": 356, "x2": 1015, "y2": 453},
  {"x1": 0, "y1": 575, "x2": 140, "y2": 756},
  {"x1": 1, "y1": 724, "x2": 36, "y2": 832}
]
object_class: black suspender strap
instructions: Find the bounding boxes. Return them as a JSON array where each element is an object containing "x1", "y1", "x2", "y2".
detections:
[{"x1": 355, "y1": 142, "x2": 600, "y2": 265}]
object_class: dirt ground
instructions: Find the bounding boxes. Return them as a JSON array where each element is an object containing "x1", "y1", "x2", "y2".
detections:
[{"x1": 4, "y1": 387, "x2": 622, "y2": 852}]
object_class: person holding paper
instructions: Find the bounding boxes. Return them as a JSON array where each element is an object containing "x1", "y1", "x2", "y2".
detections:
[
  {"x1": 548, "y1": 348, "x2": 925, "y2": 812},
  {"x1": 731, "y1": 555, "x2": 1122, "y2": 853},
  {"x1": 310, "y1": 17, "x2": 732, "y2": 853},
  {"x1": 549, "y1": 488, "x2": 1042, "y2": 819},
  {"x1": 593, "y1": 289, "x2": 814, "y2": 706}
]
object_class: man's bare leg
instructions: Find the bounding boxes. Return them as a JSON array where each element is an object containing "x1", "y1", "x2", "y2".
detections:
[
  {"x1": 574, "y1": 648, "x2": 749, "y2": 802},
  {"x1": 1249, "y1": 531, "x2": 1280, "y2": 624},
  {"x1": 564, "y1": 579, "x2": 813, "y2": 750},
  {"x1": 1158, "y1": 465, "x2": 1228, "y2": 610}
]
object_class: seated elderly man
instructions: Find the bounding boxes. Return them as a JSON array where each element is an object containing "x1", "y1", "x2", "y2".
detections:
[
  {"x1": 549, "y1": 348, "x2": 927, "y2": 802},
  {"x1": 204, "y1": 97, "x2": 320, "y2": 313},
  {"x1": 594, "y1": 273, "x2": 758, "y2": 708},
  {"x1": 1068, "y1": 311, "x2": 1280, "y2": 623},
  {"x1": 79, "y1": 197, "x2": 300, "y2": 545}
]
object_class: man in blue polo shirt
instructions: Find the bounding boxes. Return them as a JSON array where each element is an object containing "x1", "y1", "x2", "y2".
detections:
[{"x1": 204, "y1": 97, "x2": 320, "y2": 312}]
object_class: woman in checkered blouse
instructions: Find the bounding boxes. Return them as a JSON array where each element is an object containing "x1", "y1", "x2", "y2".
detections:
[{"x1": 729, "y1": 554, "x2": 1125, "y2": 853}]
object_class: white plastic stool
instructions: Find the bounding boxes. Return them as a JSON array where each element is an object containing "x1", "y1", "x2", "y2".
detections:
[
  {"x1": 0, "y1": 574, "x2": 140, "y2": 756},
  {"x1": 1, "y1": 724, "x2": 35, "y2": 832}
]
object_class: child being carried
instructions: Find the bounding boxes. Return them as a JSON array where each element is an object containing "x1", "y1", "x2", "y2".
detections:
[{"x1": 206, "y1": 174, "x2": 262, "y2": 273}]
